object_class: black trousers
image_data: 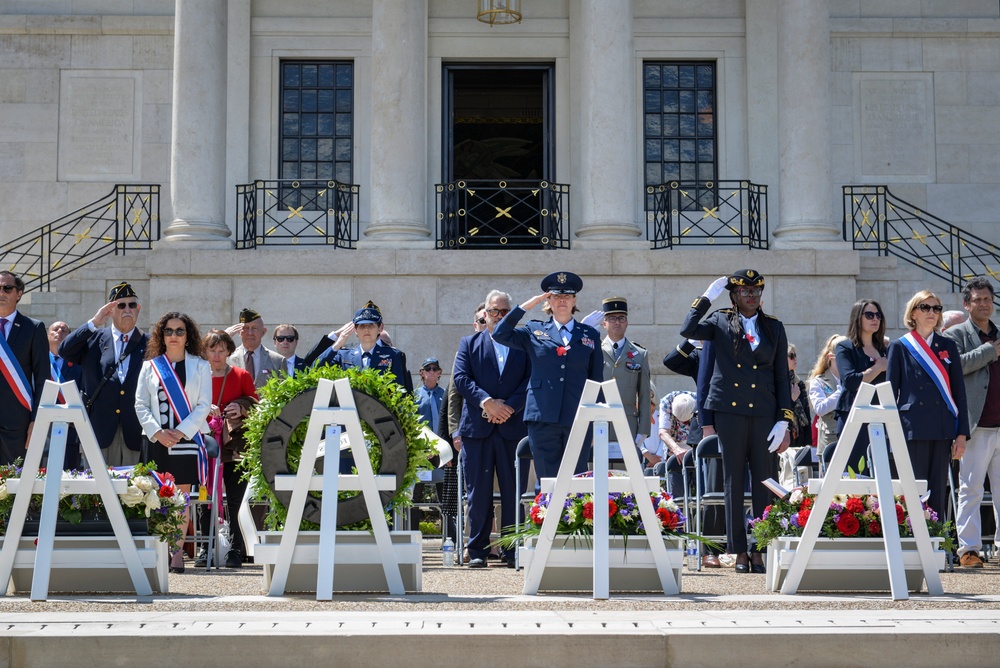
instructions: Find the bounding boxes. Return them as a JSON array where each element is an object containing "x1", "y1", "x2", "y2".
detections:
[
  {"x1": 906, "y1": 438, "x2": 951, "y2": 517},
  {"x1": 715, "y1": 412, "x2": 778, "y2": 554}
]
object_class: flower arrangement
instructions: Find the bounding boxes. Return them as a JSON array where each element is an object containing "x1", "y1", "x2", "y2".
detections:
[
  {"x1": 240, "y1": 363, "x2": 436, "y2": 531},
  {"x1": 498, "y1": 471, "x2": 713, "y2": 550},
  {"x1": 0, "y1": 460, "x2": 189, "y2": 552},
  {"x1": 749, "y1": 486, "x2": 954, "y2": 552}
]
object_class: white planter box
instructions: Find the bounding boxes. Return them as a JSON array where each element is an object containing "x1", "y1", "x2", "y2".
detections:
[
  {"x1": 766, "y1": 536, "x2": 944, "y2": 592},
  {"x1": 255, "y1": 531, "x2": 422, "y2": 593},
  {"x1": 517, "y1": 535, "x2": 684, "y2": 592},
  {"x1": 1, "y1": 535, "x2": 168, "y2": 594}
]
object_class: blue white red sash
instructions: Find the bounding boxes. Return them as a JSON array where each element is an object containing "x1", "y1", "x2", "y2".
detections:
[
  {"x1": 899, "y1": 332, "x2": 959, "y2": 424},
  {"x1": 150, "y1": 355, "x2": 209, "y2": 485},
  {"x1": 0, "y1": 331, "x2": 32, "y2": 411}
]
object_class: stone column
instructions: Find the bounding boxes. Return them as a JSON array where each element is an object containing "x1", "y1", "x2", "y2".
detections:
[
  {"x1": 364, "y1": 0, "x2": 429, "y2": 242},
  {"x1": 773, "y1": 0, "x2": 839, "y2": 244},
  {"x1": 164, "y1": 0, "x2": 231, "y2": 246},
  {"x1": 574, "y1": 0, "x2": 640, "y2": 241}
]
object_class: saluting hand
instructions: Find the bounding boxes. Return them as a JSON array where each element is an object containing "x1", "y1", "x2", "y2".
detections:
[
  {"x1": 520, "y1": 292, "x2": 552, "y2": 311},
  {"x1": 91, "y1": 301, "x2": 118, "y2": 328},
  {"x1": 703, "y1": 276, "x2": 728, "y2": 301}
]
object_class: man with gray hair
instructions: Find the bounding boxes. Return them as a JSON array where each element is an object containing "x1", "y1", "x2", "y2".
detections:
[
  {"x1": 942, "y1": 310, "x2": 968, "y2": 332},
  {"x1": 452, "y1": 289, "x2": 531, "y2": 568}
]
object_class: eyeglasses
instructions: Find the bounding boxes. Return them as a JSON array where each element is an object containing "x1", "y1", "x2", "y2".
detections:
[
  {"x1": 605, "y1": 315, "x2": 627, "y2": 323},
  {"x1": 274, "y1": 335, "x2": 297, "y2": 342},
  {"x1": 0, "y1": 285, "x2": 17, "y2": 294},
  {"x1": 916, "y1": 303, "x2": 944, "y2": 313},
  {"x1": 862, "y1": 311, "x2": 883, "y2": 321},
  {"x1": 116, "y1": 301, "x2": 138, "y2": 310},
  {"x1": 423, "y1": 366, "x2": 441, "y2": 372},
  {"x1": 162, "y1": 328, "x2": 186, "y2": 337},
  {"x1": 736, "y1": 287, "x2": 763, "y2": 297},
  {"x1": 476, "y1": 318, "x2": 486, "y2": 325},
  {"x1": 486, "y1": 308, "x2": 510, "y2": 317}
]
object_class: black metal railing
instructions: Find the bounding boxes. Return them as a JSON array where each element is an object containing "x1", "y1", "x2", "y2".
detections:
[
  {"x1": 235, "y1": 179, "x2": 359, "y2": 249},
  {"x1": 844, "y1": 185, "x2": 1000, "y2": 303},
  {"x1": 435, "y1": 179, "x2": 570, "y2": 249},
  {"x1": 645, "y1": 180, "x2": 768, "y2": 249},
  {"x1": 0, "y1": 184, "x2": 160, "y2": 293}
]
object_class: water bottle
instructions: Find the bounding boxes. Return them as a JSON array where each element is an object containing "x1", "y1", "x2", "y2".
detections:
[
  {"x1": 686, "y1": 539, "x2": 698, "y2": 571},
  {"x1": 442, "y1": 537, "x2": 456, "y2": 567}
]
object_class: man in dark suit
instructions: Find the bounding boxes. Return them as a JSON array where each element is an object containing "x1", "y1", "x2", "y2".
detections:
[
  {"x1": 492, "y1": 271, "x2": 604, "y2": 481},
  {"x1": 272, "y1": 324, "x2": 308, "y2": 377},
  {"x1": 46, "y1": 321, "x2": 83, "y2": 469},
  {"x1": 0, "y1": 271, "x2": 49, "y2": 465},
  {"x1": 454, "y1": 290, "x2": 531, "y2": 568},
  {"x1": 315, "y1": 304, "x2": 413, "y2": 393},
  {"x1": 59, "y1": 281, "x2": 148, "y2": 467}
]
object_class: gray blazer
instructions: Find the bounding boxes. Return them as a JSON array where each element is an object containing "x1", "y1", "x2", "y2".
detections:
[
  {"x1": 943, "y1": 318, "x2": 999, "y2": 431},
  {"x1": 229, "y1": 344, "x2": 286, "y2": 388}
]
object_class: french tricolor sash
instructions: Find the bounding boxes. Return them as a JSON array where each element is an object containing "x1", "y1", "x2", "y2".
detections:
[
  {"x1": 900, "y1": 332, "x2": 959, "y2": 426},
  {"x1": 0, "y1": 332, "x2": 32, "y2": 411},
  {"x1": 150, "y1": 355, "x2": 209, "y2": 485}
]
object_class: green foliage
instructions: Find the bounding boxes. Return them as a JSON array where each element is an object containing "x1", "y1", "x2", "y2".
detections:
[{"x1": 239, "y1": 364, "x2": 436, "y2": 531}]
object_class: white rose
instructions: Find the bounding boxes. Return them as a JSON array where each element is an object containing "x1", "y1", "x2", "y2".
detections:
[
  {"x1": 0, "y1": 482, "x2": 8, "y2": 500},
  {"x1": 133, "y1": 476, "x2": 154, "y2": 493},
  {"x1": 143, "y1": 489, "x2": 162, "y2": 516},
  {"x1": 789, "y1": 489, "x2": 804, "y2": 505},
  {"x1": 119, "y1": 485, "x2": 146, "y2": 508}
]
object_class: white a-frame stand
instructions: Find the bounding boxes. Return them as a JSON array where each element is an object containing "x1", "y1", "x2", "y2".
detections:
[
  {"x1": 267, "y1": 377, "x2": 404, "y2": 598},
  {"x1": 780, "y1": 382, "x2": 943, "y2": 600},
  {"x1": 522, "y1": 379, "x2": 678, "y2": 598},
  {"x1": 0, "y1": 381, "x2": 156, "y2": 600}
]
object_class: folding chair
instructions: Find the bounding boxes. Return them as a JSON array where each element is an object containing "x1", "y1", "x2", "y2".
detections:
[
  {"x1": 694, "y1": 435, "x2": 752, "y2": 571},
  {"x1": 191, "y1": 455, "x2": 223, "y2": 571},
  {"x1": 792, "y1": 445, "x2": 816, "y2": 488}
]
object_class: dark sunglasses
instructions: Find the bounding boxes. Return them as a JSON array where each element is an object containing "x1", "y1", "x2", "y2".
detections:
[
  {"x1": 116, "y1": 301, "x2": 138, "y2": 310},
  {"x1": 486, "y1": 308, "x2": 510, "y2": 317},
  {"x1": 916, "y1": 303, "x2": 944, "y2": 313},
  {"x1": 862, "y1": 311, "x2": 883, "y2": 321},
  {"x1": 787, "y1": 352, "x2": 796, "y2": 360},
  {"x1": 274, "y1": 335, "x2": 297, "y2": 342},
  {"x1": 0, "y1": 285, "x2": 17, "y2": 293},
  {"x1": 162, "y1": 327, "x2": 186, "y2": 337},
  {"x1": 423, "y1": 366, "x2": 441, "y2": 372},
  {"x1": 476, "y1": 318, "x2": 486, "y2": 325}
]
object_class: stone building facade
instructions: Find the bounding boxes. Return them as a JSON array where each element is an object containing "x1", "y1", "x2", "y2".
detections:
[{"x1": 1, "y1": 1, "x2": 998, "y2": 391}]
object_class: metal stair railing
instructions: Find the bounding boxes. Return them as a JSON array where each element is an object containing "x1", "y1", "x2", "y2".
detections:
[
  {"x1": 844, "y1": 185, "x2": 1000, "y2": 305},
  {"x1": 645, "y1": 179, "x2": 769, "y2": 249},
  {"x1": 0, "y1": 184, "x2": 160, "y2": 293}
]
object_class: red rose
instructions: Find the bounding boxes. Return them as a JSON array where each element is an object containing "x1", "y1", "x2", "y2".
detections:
[
  {"x1": 158, "y1": 484, "x2": 174, "y2": 498},
  {"x1": 797, "y1": 509, "x2": 811, "y2": 526},
  {"x1": 607, "y1": 499, "x2": 618, "y2": 517},
  {"x1": 837, "y1": 513, "x2": 861, "y2": 536},
  {"x1": 845, "y1": 497, "x2": 865, "y2": 514},
  {"x1": 582, "y1": 501, "x2": 594, "y2": 520},
  {"x1": 868, "y1": 520, "x2": 881, "y2": 536},
  {"x1": 895, "y1": 504, "x2": 906, "y2": 524},
  {"x1": 800, "y1": 497, "x2": 812, "y2": 511},
  {"x1": 556, "y1": 346, "x2": 567, "y2": 356}
]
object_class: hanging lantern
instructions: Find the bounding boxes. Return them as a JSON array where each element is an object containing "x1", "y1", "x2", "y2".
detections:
[{"x1": 477, "y1": 0, "x2": 522, "y2": 26}]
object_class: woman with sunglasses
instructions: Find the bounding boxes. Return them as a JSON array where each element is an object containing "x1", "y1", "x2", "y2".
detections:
[
  {"x1": 834, "y1": 300, "x2": 889, "y2": 473},
  {"x1": 886, "y1": 291, "x2": 969, "y2": 516},
  {"x1": 134, "y1": 311, "x2": 213, "y2": 573},
  {"x1": 681, "y1": 269, "x2": 793, "y2": 574}
]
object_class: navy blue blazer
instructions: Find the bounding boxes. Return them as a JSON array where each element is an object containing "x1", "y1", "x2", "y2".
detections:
[
  {"x1": 886, "y1": 334, "x2": 970, "y2": 441},
  {"x1": 0, "y1": 312, "x2": 49, "y2": 429},
  {"x1": 58, "y1": 324, "x2": 148, "y2": 450},
  {"x1": 453, "y1": 330, "x2": 530, "y2": 441},
  {"x1": 834, "y1": 339, "x2": 887, "y2": 433},
  {"x1": 491, "y1": 306, "x2": 604, "y2": 427},
  {"x1": 51, "y1": 353, "x2": 83, "y2": 386},
  {"x1": 315, "y1": 343, "x2": 414, "y2": 393},
  {"x1": 680, "y1": 297, "x2": 794, "y2": 424}
]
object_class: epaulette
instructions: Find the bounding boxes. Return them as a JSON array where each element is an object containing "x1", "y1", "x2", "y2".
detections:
[
  {"x1": 762, "y1": 312, "x2": 781, "y2": 320},
  {"x1": 713, "y1": 308, "x2": 735, "y2": 316},
  {"x1": 631, "y1": 341, "x2": 647, "y2": 351}
]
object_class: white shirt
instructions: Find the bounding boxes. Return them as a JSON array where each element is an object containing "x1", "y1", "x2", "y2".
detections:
[
  {"x1": 111, "y1": 324, "x2": 136, "y2": 382},
  {"x1": 740, "y1": 313, "x2": 760, "y2": 351},
  {"x1": 0, "y1": 309, "x2": 18, "y2": 340}
]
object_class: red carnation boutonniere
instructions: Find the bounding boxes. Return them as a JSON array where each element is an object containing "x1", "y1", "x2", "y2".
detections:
[
  {"x1": 627, "y1": 351, "x2": 635, "y2": 359},
  {"x1": 938, "y1": 349, "x2": 950, "y2": 364},
  {"x1": 745, "y1": 333, "x2": 756, "y2": 344},
  {"x1": 556, "y1": 346, "x2": 568, "y2": 357}
]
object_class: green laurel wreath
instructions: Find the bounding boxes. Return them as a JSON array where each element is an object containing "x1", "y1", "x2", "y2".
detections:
[{"x1": 239, "y1": 364, "x2": 435, "y2": 531}]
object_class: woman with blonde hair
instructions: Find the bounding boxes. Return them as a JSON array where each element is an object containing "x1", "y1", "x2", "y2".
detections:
[
  {"x1": 886, "y1": 290, "x2": 969, "y2": 515},
  {"x1": 809, "y1": 334, "x2": 846, "y2": 463}
]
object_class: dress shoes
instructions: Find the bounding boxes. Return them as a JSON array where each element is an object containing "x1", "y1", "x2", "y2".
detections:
[
  {"x1": 960, "y1": 551, "x2": 985, "y2": 568},
  {"x1": 749, "y1": 551, "x2": 766, "y2": 574},
  {"x1": 194, "y1": 548, "x2": 209, "y2": 568},
  {"x1": 467, "y1": 558, "x2": 487, "y2": 568},
  {"x1": 735, "y1": 553, "x2": 750, "y2": 574},
  {"x1": 701, "y1": 554, "x2": 721, "y2": 569},
  {"x1": 169, "y1": 551, "x2": 185, "y2": 574},
  {"x1": 225, "y1": 549, "x2": 243, "y2": 569}
]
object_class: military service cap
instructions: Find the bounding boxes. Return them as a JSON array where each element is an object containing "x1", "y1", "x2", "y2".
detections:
[
  {"x1": 602, "y1": 297, "x2": 628, "y2": 315},
  {"x1": 239, "y1": 307, "x2": 262, "y2": 323},
  {"x1": 109, "y1": 282, "x2": 137, "y2": 302},
  {"x1": 727, "y1": 269, "x2": 765, "y2": 291},
  {"x1": 541, "y1": 271, "x2": 583, "y2": 294}
]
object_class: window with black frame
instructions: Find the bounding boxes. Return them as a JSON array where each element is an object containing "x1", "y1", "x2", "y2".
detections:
[{"x1": 643, "y1": 62, "x2": 716, "y2": 212}]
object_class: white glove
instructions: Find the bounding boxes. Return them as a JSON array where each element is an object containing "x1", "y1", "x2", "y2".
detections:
[
  {"x1": 581, "y1": 309, "x2": 604, "y2": 328},
  {"x1": 703, "y1": 276, "x2": 728, "y2": 301},
  {"x1": 767, "y1": 421, "x2": 788, "y2": 453}
]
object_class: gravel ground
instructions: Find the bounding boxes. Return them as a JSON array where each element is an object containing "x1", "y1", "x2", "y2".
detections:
[{"x1": 3, "y1": 541, "x2": 999, "y2": 613}]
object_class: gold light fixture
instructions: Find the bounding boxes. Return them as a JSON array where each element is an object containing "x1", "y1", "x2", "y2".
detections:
[{"x1": 477, "y1": 0, "x2": 522, "y2": 26}]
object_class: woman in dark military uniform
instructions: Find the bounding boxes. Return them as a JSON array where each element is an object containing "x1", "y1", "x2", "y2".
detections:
[{"x1": 680, "y1": 269, "x2": 794, "y2": 574}]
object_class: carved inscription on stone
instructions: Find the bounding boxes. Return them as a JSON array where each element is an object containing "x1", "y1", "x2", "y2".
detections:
[
  {"x1": 854, "y1": 74, "x2": 934, "y2": 183},
  {"x1": 58, "y1": 71, "x2": 142, "y2": 181}
]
